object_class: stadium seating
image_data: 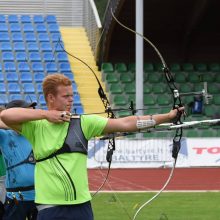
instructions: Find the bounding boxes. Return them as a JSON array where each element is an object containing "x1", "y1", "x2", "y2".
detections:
[
  {"x1": 101, "y1": 62, "x2": 114, "y2": 73},
  {"x1": 15, "y1": 52, "x2": 27, "y2": 61},
  {"x1": 0, "y1": 33, "x2": 10, "y2": 41},
  {"x1": 0, "y1": 14, "x2": 81, "y2": 110},
  {"x1": 8, "y1": 83, "x2": 21, "y2": 94},
  {"x1": 101, "y1": 62, "x2": 220, "y2": 137},
  {"x1": 29, "y1": 52, "x2": 41, "y2": 62},
  {"x1": 170, "y1": 63, "x2": 181, "y2": 72},
  {"x1": 20, "y1": 15, "x2": 31, "y2": 23},
  {"x1": 114, "y1": 63, "x2": 127, "y2": 73},
  {"x1": 23, "y1": 83, "x2": 35, "y2": 94},
  {"x1": 23, "y1": 23, "x2": 34, "y2": 32},
  {"x1": 24, "y1": 33, "x2": 37, "y2": 42},
  {"x1": 0, "y1": 84, "x2": 6, "y2": 93},
  {"x1": 34, "y1": 73, "x2": 45, "y2": 83},
  {"x1": 20, "y1": 72, "x2": 33, "y2": 83},
  {"x1": 0, "y1": 74, "x2": 4, "y2": 82},
  {"x1": 24, "y1": 94, "x2": 38, "y2": 103},
  {"x1": 2, "y1": 52, "x2": 14, "y2": 61},
  {"x1": 6, "y1": 72, "x2": 18, "y2": 82},
  {"x1": 144, "y1": 63, "x2": 154, "y2": 72},
  {"x1": 45, "y1": 15, "x2": 57, "y2": 24},
  {"x1": 11, "y1": 33, "x2": 23, "y2": 42},
  {"x1": 9, "y1": 94, "x2": 23, "y2": 101},
  {"x1": 8, "y1": 15, "x2": 19, "y2": 23},
  {"x1": 0, "y1": 95, "x2": 8, "y2": 105}
]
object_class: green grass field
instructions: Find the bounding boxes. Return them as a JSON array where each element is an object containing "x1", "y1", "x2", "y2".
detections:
[{"x1": 91, "y1": 192, "x2": 220, "y2": 220}]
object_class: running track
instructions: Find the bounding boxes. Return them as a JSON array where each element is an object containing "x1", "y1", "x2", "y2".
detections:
[{"x1": 88, "y1": 168, "x2": 220, "y2": 191}]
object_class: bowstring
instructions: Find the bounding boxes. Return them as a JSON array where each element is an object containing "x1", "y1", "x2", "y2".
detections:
[{"x1": 110, "y1": 7, "x2": 184, "y2": 220}]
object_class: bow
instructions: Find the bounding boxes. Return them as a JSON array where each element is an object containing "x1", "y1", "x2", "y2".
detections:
[
  {"x1": 110, "y1": 8, "x2": 184, "y2": 219},
  {"x1": 58, "y1": 39, "x2": 118, "y2": 196}
]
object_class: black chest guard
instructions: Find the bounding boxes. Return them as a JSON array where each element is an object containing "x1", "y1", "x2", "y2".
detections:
[{"x1": 36, "y1": 116, "x2": 88, "y2": 162}]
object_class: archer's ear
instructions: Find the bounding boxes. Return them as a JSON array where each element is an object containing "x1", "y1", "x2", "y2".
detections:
[{"x1": 47, "y1": 94, "x2": 55, "y2": 103}]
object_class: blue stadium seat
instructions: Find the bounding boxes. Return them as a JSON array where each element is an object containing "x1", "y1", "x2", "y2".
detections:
[
  {"x1": 9, "y1": 94, "x2": 23, "y2": 101},
  {"x1": 0, "y1": 94, "x2": 8, "y2": 105},
  {"x1": 56, "y1": 52, "x2": 68, "y2": 62},
  {"x1": 6, "y1": 72, "x2": 18, "y2": 82},
  {"x1": 24, "y1": 94, "x2": 38, "y2": 103},
  {"x1": 29, "y1": 52, "x2": 41, "y2": 62},
  {"x1": 48, "y1": 24, "x2": 59, "y2": 33},
  {"x1": 1, "y1": 42, "x2": 12, "y2": 51},
  {"x1": 33, "y1": 15, "x2": 44, "y2": 23},
  {"x1": 11, "y1": 33, "x2": 23, "y2": 42},
  {"x1": 45, "y1": 15, "x2": 57, "y2": 24},
  {"x1": 23, "y1": 83, "x2": 35, "y2": 93},
  {"x1": 23, "y1": 23, "x2": 34, "y2": 32},
  {"x1": 36, "y1": 83, "x2": 43, "y2": 94},
  {"x1": 10, "y1": 23, "x2": 21, "y2": 32},
  {"x1": 35, "y1": 24, "x2": 47, "y2": 33},
  {"x1": 4, "y1": 62, "x2": 16, "y2": 72},
  {"x1": 43, "y1": 52, "x2": 55, "y2": 62},
  {"x1": 73, "y1": 94, "x2": 81, "y2": 106},
  {"x1": 24, "y1": 33, "x2": 37, "y2": 42},
  {"x1": 40, "y1": 43, "x2": 53, "y2": 52},
  {"x1": 50, "y1": 33, "x2": 61, "y2": 42},
  {"x1": 0, "y1": 64, "x2": 2, "y2": 71},
  {"x1": 15, "y1": 52, "x2": 27, "y2": 61},
  {"x1": 20, "y1": 72, "x2": 33, "y2": 83},
  {"x1": 53, "y1": 43, "x2": 63, "y2": 52},
  {"x1": 45, "y1": 62, "x2": 58, "y2": 73},
  {"x1": 0, "y1": 84, "x2": 6, "y2": 93},
  {"x1": 32, "y1": 62, "x2": 44, "y2": 72},
  {"x1": 34, "y1": 73, "x2": 45, "y2": 83},
  {"x1": 59, "y1": 63, "x2": 71, "y2": 73},
  {"x1": 18, "y1": 62, "x2": 30, "y2": 72},
  {"x1": 0, "y1": 15, "x2": 6, "y2": 23},
  {"x1": 8, "y1": 15, "x2": 19, "y2": 23},
  {"x1": 27, "y1": 43, "x2": 39, "y2": 52},
  {"x1": 0, "y1": 73, "x2": 4, "y2": 82},
  {"x1": 38, "y1": 33, "x2": 50, "y2": 42},
  {"x1": 8, "y1": 83, "x2": 21, "y2": 94},
  {"x1": 20, "y1": 15, "x2": 31, "y2": 23},
  {"x1": 72, "y1": 83, "x2": 78, "y2": 93},
  {"x1": 0, "y1": 33, "x2": 10, "y2": 41},
  {"x1": 13, "y1": 42, "x2": 26, "y2": 51},
  {"x1": 2, "y1": 52, "x2": 14, "y2": 61},
  {"x1": 74, "y1": 106, "x2": 84, "y2": 115},
  {"x1": 0, "y1": 24, "x2": 8, "y2": 32},
  {"x1": 64, "y1": 73, "x2": 74, "y2": 81},
  {"x1": 39, "y1": 94, "x2": 46, "y2": 105}
]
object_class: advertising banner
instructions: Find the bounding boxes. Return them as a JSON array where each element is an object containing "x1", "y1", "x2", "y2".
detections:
[{"x1": 87, "y1": 138, "x2": 220, "y2": 168}]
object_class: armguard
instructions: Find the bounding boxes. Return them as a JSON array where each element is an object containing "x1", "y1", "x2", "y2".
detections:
[{"x1": 136, "y1": 115, "x2": 156, "y2": 129}]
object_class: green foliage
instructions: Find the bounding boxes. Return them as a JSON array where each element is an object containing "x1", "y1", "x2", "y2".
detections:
[{"x1": 91, "y1": 192, "x2": 220, "y2": 220}]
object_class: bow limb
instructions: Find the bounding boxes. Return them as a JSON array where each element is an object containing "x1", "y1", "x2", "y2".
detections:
[{"x1": 110, "y1": 8, "x2": 184, "y2": 220}]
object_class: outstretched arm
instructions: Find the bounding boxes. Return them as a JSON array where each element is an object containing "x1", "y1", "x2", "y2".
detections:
[
  {"x1": 0, "y1": 119, "x2": 8, "y2": 130},
  {"x1": 0, "y1": 108, "x2": 71, "y2": 132},
  {"x1": 104, "y1": 107, "x2": 184, "y2": 134}
]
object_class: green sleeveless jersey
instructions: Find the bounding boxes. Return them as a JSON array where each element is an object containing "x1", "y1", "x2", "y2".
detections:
[{"x1": 21, "y1": 115, "x2": 108, "y2": 205}]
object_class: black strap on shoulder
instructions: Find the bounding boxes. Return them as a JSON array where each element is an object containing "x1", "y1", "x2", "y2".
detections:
[
  {"x1": 36, "y1": 116, "x2": 88, "y2": 163},
  {"x1": 7, "y1": 151, "x2": 35, "y2": 170},
  {"x1": 6, "y1": 185, "x2": 35, "y2": 192}
]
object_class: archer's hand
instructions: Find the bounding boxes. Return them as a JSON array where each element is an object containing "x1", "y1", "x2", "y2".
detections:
[
  {"x1": 168, "y1": 106, "x2": 185, "y2": 122},
  {"x1": 45, "y1": 110, "x2": 71, "y2": 123}
]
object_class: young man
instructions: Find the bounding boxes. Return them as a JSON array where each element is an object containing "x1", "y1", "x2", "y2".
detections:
[
  {"x1": 1, "y1": 74, "x2": 184, "y2": 220},
  {"x1": 0, "y1": 101, "x2": 38, "y2": 220}
]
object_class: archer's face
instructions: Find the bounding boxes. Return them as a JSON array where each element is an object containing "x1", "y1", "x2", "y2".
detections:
[{"x1": 51, "y1": 85, "x2": 73, "y2": 112}]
